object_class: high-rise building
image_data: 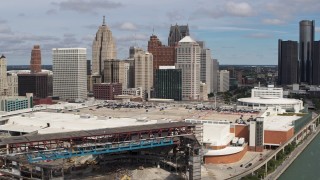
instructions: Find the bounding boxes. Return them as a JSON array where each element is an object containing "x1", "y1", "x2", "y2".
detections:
[
  {"x1": 30, "y1": 45, "x2": 42, "y2": 74},
  {"x1": 92, "y1": 16, "x2": 117, "y2": 81},
  {"x1": 198, "y1": 41, "x2": 213, "y2": 93},
  {"x1": 313, "y1": 41, "x2": 320, "y2": 85},
  {"x1": 278, "y1": 40, "x2": 299, "y2": 85},
  {"x1": 104, "y1": 59, "x2": 130, "y2": 89},
  {"x1": 218, "y1": 70, "x2": 230, "y2": 92},
  {"x1": 154, "y1": 66, "x2": 182, "y2": 101},
  {"x1": 129, "y1": 46, "x2": 144, "y2": 58},
  {"x1": 175, "y1": 36, "x2": 200, "y2": 100},
  {"x1": 147, "y1": 35, "x2": 175, "y2": 82},
  {"x1": 134, "y1": 51, "x2": 153, "y2": 99},
  {"x1": 299, "y1": 20, "x2": 315, "y2": 84},
  {"x1": 18, "y1": 73, "x2": 52, "y2": 98},
  {"x1": 199, "y1": 82, "x2": 208, "y2": 101},
  {"x1": 168, "y1": 24, "x2": 190, "y2": 46},
  {"x1": 212, "y1": 59, "x2": 219, "y2": 93},
  {"x1": 0, "y1": 55, "x2": 8, "y2": 96},
  {"x1": 53, "y1": 48, "x2": 87, "y2": 101},
  {"x1": 7, "y1": 72, "x2": 18, "y2": 96}
]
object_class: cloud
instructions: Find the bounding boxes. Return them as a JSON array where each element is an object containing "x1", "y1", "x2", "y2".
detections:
[
  {"x1": 245, "y1": 33, "x2": 273, "y2": 39},
  {"x1": 46, "y1": 9, "x2": 57, "y2": 15},
  {"x1": 166, "y1": 11, "x2": 185, "y2": 21},
  {"x1": 225, "y1": 2, "x2": 253, "y2": 17},
  {"x1": 116, "y1": 33, "x2": 149, "y2": 42},
  {"x1": 53, "y1": 0, "x2": 123, "y2": 14},
  {"x1": 0, "y1": 26, "x2": 13, "y2": 34},
  {"x1": 119, "y1": 22, "x2": 137, "y2": 31},
  {"x1": 18, "y1": 13, "x2": 25, "y2": 17},
  {"x1": 262, "y1": 18, "x2": 285, "y2": 25}
]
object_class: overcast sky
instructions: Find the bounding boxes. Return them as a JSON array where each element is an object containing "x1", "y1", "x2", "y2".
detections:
[{"x1": 1, "y1": 0, "x2": 320, "y2": 65}]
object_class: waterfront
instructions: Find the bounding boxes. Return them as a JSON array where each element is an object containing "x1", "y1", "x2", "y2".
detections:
[{"x1": 279, "y1": 132, "x2": 320, "y2": 180}]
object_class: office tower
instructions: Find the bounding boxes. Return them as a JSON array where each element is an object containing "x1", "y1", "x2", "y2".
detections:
[
  {"x1": 148, "y1": 34, "x2": 175, "y2": 82},
  {"x1": 18, "y1": 74, "x2": 51, "y2": 98},
  {"x1": 154, "y1": 66, "x2": 182, "y2": 101},
  {"x1": 313, "y1": 41, "x2": 320, "y2": 85},
  {"x1": 30, "y1": 45, "x2": 42, "y2": 74},
  {"x1": 175, "y1": 36, "x2": 200, "y2": 100},
  {"x1": 199, "y1": 82, "x2": 208, "y2": 101},
  {"x1": 87, "y1": 60, "x2": 92, "y2": 92},
  {"x1": 93, "y1": 83, "x2": 122, "y2": 100},
  {"x1": 7, "y1": 72, "x2": 18, "y2": 96},
  {"x1": 218, "y1": 70, "x2": 230, "y2": 92},
  {"x1": 87, "y1": 60, "x2": 91, "y2": 75},
  {"x1": 129, "y1": 46, "x2": 144, "y2": 58},
  {"x1": 168, "y1": 24, "x2": 190, "y2": 46},
  {"x1": 134, "y1": 51, "x2": 153, "y2": 99},
  {"x1": 299, "y1": 20, "x2": 315, "y2": 84},
  {"x1": 278, "y1": 40, "x2": 299, "y2": 85},
  {"x1": 53, "y1": 48, "x2": 87, "y2": 101},
  {"x1": 0, "y1": 55, "x2": 8, "y2": 96},
  {"x1": 124, "y1": 58, "x2": 135, "y2": 88},
  {"x1": 104, "y1": 59, "x2": 130, "y2": 89},
  {"x1": 92, "y1": 16, "x2": 117, "y2": 81},
  {"x1": 212, "y1": 59, "x2": 219, "y2": 93},
  {"x1": 198, "y1": 41, "x2": 213, "y2": 93}
]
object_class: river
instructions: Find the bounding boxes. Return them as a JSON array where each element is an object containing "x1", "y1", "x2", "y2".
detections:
[{"x1": 279, "y1": 132, "x2": 320, "y2": 180}]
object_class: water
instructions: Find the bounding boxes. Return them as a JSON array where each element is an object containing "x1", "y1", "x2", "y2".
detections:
[{"x1": 279, "y1": 133, "x2": 320, "y2": 180}]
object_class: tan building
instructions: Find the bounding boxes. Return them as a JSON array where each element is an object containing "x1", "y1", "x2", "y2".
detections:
[
  {"x1": 104, "y1": 60, "x2": 130, "y2": 89},
  {"x1": 200, "y1": 82, "x2": 208, "y2": 101},
  {"x1": 7, "y1": 72, "x2": 18, "y2": 96},
  {"x1": 0, "y1": 55, "x2": 8, "y2": 96},
  {"x1": 134, "y1": 51, "x2": 153, "y2": 99},
  {"x1": 175, "y1": 36, "x2": 201, "y2": 100},
  {"x1": 92, "y1": 16, "x2": 117, "y2": 81}
]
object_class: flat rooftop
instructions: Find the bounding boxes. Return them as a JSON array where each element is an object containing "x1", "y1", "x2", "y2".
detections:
[{"x1": 263, "y1": 115, "x2": 300, "y2": 131}]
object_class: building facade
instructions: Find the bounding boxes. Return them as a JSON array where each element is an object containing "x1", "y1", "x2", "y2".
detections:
[
  {"x1": 168, "y1": 24, "x2": 189, "y2": 47},
  {"x1": 0, "y1": 93, "x2": 33, "y2": 112},
  {"x1": 134, "y1": 51, "x2": 153, "y2": 99},
  {"x1": 104, "y1": 60, "x2": 129, "y2": 89},
  {"x1": 93, "y1": 83, "x2": 122, "y2": 100},
  {"x1": 0, "y1": 55, "x2": 8, "y2": 96},
  {"x1": 175, "y1": 36, "x2": 201, "y2": 100},
  {"x1": 278, "y1": 40, "x2": 299, "y2": 85},
  {"x1": 154, "y1": 66, "x2": 182, "y2": 101},
  {"x1": 198, "y1": 42, "x2": 213, "y2": 93},
  {"x1": 92, "y1": 16, "x2": 117, "y2": 81},
  {"x1": 299, "y1": 20, "x2": 315, "y2": 84},
  {"x1": 313, "y1": 41, "x2": 320, "y2": 85},
  {"x1": 212, "y1": 59, "x2": 219, "y2": 93},
  {"x1": 30, "y1": 45, "x2": 42, "y2": 74},
  {"x1": 18, "y1": 73, "x2": 52, "y2": 98},
  {"x1": 53, "y1": 48, "x2": 87, "y2": 101},
  {"x1": 7, "y1": 72, "x2": 18, "y2": 96},
  {"x1": 218, "y1": 70, "x2": 230, "y2": 92}
]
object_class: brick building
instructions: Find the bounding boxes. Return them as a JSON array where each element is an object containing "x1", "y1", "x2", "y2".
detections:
[{"x1": 93, "y1": 83, "x2": 122, "y2": 100}]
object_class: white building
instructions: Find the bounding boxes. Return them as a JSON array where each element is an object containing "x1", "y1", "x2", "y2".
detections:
[
  {"x1": 122, "y1": 87, "x2": 143, "y2": 98},
  {"x1": 176, "y1": 36, "x2": 201, "y2": 100},
  {"x1": 251, "y1": 85, "x2": 283, "y2": 98},
  {"x1": 0, "y1": 55, "x2": 8, "y2": 96},
  {"x1": 134, "y1": 51, "x2": 153, "y2": 99},
  {"x1": 212, "y1": 59, "x2": 219, "y2": 93},
  {"x1": 218, "y1": 70, "x2": 230, "y2": 92},
  {"x1": 53, "y1": 48, "x2": 87, "y2": 101},
  {"x1": 199, "y1": 42, "x2": 213, "y2": 93}
]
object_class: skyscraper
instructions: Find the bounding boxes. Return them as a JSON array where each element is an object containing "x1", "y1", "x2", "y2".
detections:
[
  {"x1": 278, "y1": 40, "x2": 299, "y2": 85},
  {"x1": 168, "y1": 24, "x2": 190, "y2": 46},
  {"x1": 92, "y1": 16, "x2": 117, "y2": 81},
  {"x1": 313, "y1": 41, "x2": 320, "y2": 85},
  {"x1": 134, "y1": 51, "x2": 153, "y2": 99},
  {"x1": 175, "y1": 36, "x2": 200, "y2": 100},
  {"x1": 53, "y1": 48, "x2": 87, "y2": 101},
  {"x1": 198, "y1": 41, "x2": 213, "y2": 93},
  {"x1": 0, "y1": 55, "x2": 8, "y2": 96},
  {"x1": 299, "y1": 20, "x2": 315, "y2": 84},
  {"x1": 218, "y1": 70, "x2": 230, "y2": 92},
  {"x1": 212, "y1": 59, "x2": 219, "y2": 93},
  {"x1": 30, "y1": 45, "x2": 42, "y2": 74},
  {"x1": 104, "y1": 59, "x2": 130, "y2": 89}
]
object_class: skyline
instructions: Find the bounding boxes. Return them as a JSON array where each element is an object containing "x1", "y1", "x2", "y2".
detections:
[{"x1": 1, "y1": 0, "x2": 320, "y2": 65}]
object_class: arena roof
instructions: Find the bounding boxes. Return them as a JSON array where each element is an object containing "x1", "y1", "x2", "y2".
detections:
[{"x1": 238, "y1": 97, "x2": 302, "y2": 105}]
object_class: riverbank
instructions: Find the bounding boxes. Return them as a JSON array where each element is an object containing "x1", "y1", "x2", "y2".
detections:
[{"x1": 266, "y1": 124, "x2": 320, "y2": 179}]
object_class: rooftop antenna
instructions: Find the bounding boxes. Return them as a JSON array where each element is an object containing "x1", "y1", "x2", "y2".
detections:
[{"x1": 102, "y1": 16, "x2": 106, "y2": 26}]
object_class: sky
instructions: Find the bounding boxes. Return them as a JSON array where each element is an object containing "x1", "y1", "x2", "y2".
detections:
[{"x1": 1, "y1": 0, "x2": 320, "y2": 65}]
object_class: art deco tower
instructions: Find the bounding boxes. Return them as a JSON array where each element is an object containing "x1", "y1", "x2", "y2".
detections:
[
  {"x1": 0, "y1": 55, "x2": 8, "y2": 96},
  {"x1": 92, "y1": 16, "x2": 117, "y2": 82},
  {"x1": 30, "y1": 45, "x2": 42, "y2": 73},
  {"x1": 168, "y1": 24, "x2": 189, "y2": 47}
]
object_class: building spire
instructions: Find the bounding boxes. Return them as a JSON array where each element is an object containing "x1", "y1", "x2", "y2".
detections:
[{"x1": 103, "y1": 16, "x2": 106, "y2": 26}]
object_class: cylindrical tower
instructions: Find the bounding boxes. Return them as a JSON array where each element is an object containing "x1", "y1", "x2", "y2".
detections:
[
  {"x1": 299, "y1": 20, "x2": 315, "y2": 84},
  {"x1": 30, "y1": 45, "x2": 42, "y2": 73}
]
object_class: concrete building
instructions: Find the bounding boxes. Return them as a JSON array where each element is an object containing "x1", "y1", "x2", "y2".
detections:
[
  {"x1": 134, "y1": 51, "x2": 153, "y2": 99},
  {"x1": 199, "y1": 82, "x2": 208, "y2": 101},
  {"x1": 104, "y1": 59, "x2": 130, "y2": 89},
  {"x1": 299, "y1": 20, "x2": 315, "y2": 84},
  {"x1": 148, "y1": 35, "x2": 175, "y2": 82},
  {"x1": 122, "y1": 87, "x2": 143, "y2": 98},
  {"x1": 175, "y1": 36, "x2": 201, "y2": 100},
  {"x1": 154, "y1": 66, "x2": 182, "y2": 101},
  {"x1": 30, "y1": 45, "x2": 42, "y2": 74},
  {"x1": 198, "y1": 42, "x2": 213, "y2": 93},
  {"x1": 92, "y1": 16, "x2": 117, "y2": 82},
  {"x1": 7, "y1": 72, "x2": 18, "y2": 96},
  {"x1": 93, "y1": 83, "x2": 122, "y2": 100},
  {"x1": 0, "y1": 93, "x2": 33, "y2": 112},
  {"x1": 129, "y1": 46, "x2": 144, "y2": 59},
  {"x1": 18, "y1": 73, "x2": 52, "y2": 98},
  {"x1": 124, "y1": 58, "x2": 135, "y2": 88},
  {"x1": 278, "y1": 40, "x2": 299, "y2": 85},
  {"x1": 53, "y1": 48, "x2": 87, "y2": 101},
  {"x1": 168, "y1": 24, "x2": 190, "y2": 47},
  {"x1": 212, "y1": 59, "x2": 219, "y2": 93},
  {"x1": 218, "y1": 70, "x2": 229, "y2": 92},
  {"x1": 0, "y1": 55, "x2": 8, "y2": 96}
]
